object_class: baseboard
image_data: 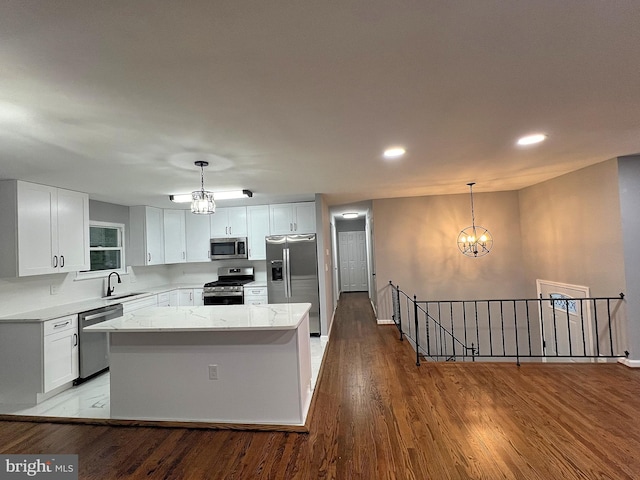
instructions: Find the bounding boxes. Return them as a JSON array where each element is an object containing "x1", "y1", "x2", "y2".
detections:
[
  {"x1": 376, "y1": 319, "x2": 395, "y2": 325},
  {"x1": 618, "y1": 358, "x2": 640, "y2": 368}
]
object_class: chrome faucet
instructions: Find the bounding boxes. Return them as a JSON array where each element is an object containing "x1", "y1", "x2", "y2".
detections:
[{"x1": 106, "y1": 271, "x2": 122, "y2": 297}]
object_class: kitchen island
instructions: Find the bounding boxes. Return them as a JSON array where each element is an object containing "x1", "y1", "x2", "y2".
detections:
[{"x1": 84, "y1": 303, "x2": 313, "y2": 428}]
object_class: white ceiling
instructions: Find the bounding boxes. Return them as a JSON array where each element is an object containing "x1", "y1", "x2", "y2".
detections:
[{"x1": 1, "y1": 1, "x2": 640, "y2": 210}]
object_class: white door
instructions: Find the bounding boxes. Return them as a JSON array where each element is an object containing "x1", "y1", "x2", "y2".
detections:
[
  {"x1": 354, "y1": 231, "x2": 368, "y2": 290},
  {"x1": 537, "y1": 280, "x2": 593, "y2": 362},
  {"x1": 338, "y1": 231, "x2": 369, "y2": 292}
]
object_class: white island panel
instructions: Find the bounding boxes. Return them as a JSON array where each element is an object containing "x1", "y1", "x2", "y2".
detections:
[{"x1": 87, "y1": 303, "x2": 313, "y2": 426}]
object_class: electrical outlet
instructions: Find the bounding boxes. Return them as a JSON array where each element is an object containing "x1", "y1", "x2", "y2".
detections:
[
  {"x1": 50, "y1": 284, "x2": 60, "y2": 295},
  {"x1": 208, "y1": 365, "x2": 218, "y2": 380}
]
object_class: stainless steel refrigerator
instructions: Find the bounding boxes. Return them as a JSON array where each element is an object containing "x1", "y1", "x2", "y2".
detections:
[{"x1": 266, "y1": 234, "x2": 321, "y2": 335}]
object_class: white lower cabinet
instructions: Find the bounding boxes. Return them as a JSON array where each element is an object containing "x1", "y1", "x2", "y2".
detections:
[
  {"x1": 122, "y1": 295, "x2": 158, "y2": 314},
  {"x1": 194, "y1": 288, "x2": 204, "y2": 306},
  {"x1": 244, "y1": 286, "x2": 268, "y2": 305},
  {"x1": 179, "y1": 289, "x2": 194, "y2": 306},
  {"x1": 170, "y1": 290, "x2": 180, "y2": 306},
  {"x1": 157, "y1": 292, "x2": 171, "y2": 307},
  {"x1": 43, "y1": 315, "x2": 79, "y2": 393},
  {"x1": 0, "y1": 315, "x2": 80, "y2": 405},
  {"x1": 158, "y1": 289, "x2": 204, "y2": 306}
]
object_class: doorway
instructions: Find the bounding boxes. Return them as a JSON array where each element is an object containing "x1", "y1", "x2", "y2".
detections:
[{"x1": 338, "y1": 230, "x2": 368, "y2": 292}]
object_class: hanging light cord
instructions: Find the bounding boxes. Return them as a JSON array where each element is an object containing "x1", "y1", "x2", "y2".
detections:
[
  {"x1": 200, "y1": 164, "x2": 205, "y2": 194},
  {"x1": 468, "y1": 182, "x2": 476, "y2": 230}
]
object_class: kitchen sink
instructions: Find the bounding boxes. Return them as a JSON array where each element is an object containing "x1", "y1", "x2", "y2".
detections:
[{"x1": 104, "y1": 292, "x2": 148, "y2": 301}]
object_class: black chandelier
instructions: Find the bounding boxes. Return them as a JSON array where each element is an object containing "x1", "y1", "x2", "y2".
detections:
[{"x1": 457, "y1": 183, "x2": 493, "y2": 257}]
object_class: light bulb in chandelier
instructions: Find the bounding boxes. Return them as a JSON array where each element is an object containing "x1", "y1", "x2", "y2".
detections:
[{"x1": 457, "y1": 183, "x2": 493, "y2": 257}]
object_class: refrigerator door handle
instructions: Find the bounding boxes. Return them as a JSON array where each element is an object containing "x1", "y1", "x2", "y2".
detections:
[{"x1": 284, "y1": 247, "x2": 291, "y2": 298}]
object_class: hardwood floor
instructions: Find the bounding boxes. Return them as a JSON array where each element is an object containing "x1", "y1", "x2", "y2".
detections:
[{"x1": 2, "y1": 292, "x2": 640, "y2": 479}]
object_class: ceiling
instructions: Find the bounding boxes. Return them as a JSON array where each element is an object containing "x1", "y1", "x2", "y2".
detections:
[{"x1": 1, "y1": 1, "x2": 640, "y2": 210}]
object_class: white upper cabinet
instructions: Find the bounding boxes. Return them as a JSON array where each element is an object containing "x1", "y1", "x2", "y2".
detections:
[
  {"x1": 0, "y1": 180, "x2": 89, "y2": 277},
  {"x1": 163, "y1": 209, "x2": 187, "y2": 264},
  {"x1": 247, "y1": 205, "x2": 270, "y2": 260},
  {"x1": 129, "y1": 206, "x2": 165, "y2": 266},
  {"x1": 210, "y1": 207, "x2": 247, "y2": 238},
  {"x1": 55, "y1": 188, "x2": 90, "y2": 272},
  {"x1": 185, "y1": 213, "x2": 211, "y2": 262},
  {"x1": 269, "y1": 202, "x2": 316, "y2": 235}
]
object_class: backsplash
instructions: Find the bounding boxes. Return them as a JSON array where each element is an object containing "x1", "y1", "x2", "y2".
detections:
[
  {"x1": 0, "y1": 265, "x2": 170, "y2": 317},
  {"x1": 0, "y1": 260, "x2": 268, "y2": 317}
]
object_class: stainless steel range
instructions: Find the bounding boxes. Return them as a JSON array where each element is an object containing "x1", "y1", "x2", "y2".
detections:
[{"x1": 203, "y1": 267, "x2": 255, "y2": 305}]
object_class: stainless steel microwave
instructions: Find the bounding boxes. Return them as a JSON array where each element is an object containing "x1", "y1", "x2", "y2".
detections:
[{"x1": 210, "y1": 237, "x2": 248, "y2": 260}]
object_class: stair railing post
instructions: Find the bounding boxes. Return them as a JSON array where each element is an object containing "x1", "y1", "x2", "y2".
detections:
[{"x1": 414, "y1": 295, "x2": 420, "y2": 366}]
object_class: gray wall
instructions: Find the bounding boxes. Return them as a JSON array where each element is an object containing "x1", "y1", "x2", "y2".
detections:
[
  {"x1": 373, "y1": 190, "x2": 527, "y2": 316},
  {"x1": 618, "y1": 155, "x2": 640, "y2": 361},
  {"x1": 519, "y1": 159, "x2": 625, "y2": 297},
  {"x1": 370, "y1": 159, "x2": 631, "y2": 360}
]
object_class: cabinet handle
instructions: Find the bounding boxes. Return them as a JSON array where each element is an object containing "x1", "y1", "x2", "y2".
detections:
[
  {"x1": 60, "y1": 255, "x2": 65, "y2": 268},
  {"x1": 54, "y1": 320, "x2": 70, "y2": 329},
  {"x1": 148, "y1": 253, "x2": 151, "y2": 262},
  {"x1": 290, "y1": 223, "x2": 293, "y2": 232},
  {"x1": 182, "y1": 251, "x2": 185, "y2": 260},
  {"x1": 190, "y1": 292, "x2": 193, "y2": 301},
  {"x1": 53, "y1": 255, "x2": 58, "y2": 268},
  {"x1": 294, "y1": 222, "x2": 297, "y2": 231},
  {"x1": 73, "y1": 333, "x2": 78, "y2": 346}
]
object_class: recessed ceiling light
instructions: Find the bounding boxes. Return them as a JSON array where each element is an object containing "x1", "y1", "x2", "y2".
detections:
[
  {"x1": 342, "y1": 212, "x2": 358, "y2": 219},
  {"x1": 517, "y1": 133, "x2": 547, "y2": 146},
  {"x1": 383, "y1": 146, "x2": 406, "y2": 159}
]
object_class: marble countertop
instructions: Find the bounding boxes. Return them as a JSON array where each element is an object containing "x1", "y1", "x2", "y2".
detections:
[
  {"x1": 84, "y1": 303, "x2": 312, "y2": 332},
  {"x1": 0, "y1": 284, "x2": 203, "y2": 323}
]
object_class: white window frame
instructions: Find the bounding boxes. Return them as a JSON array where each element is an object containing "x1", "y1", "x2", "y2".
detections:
[{"x1": 76, "y1": 220, "x2": 127, "y2": 280}]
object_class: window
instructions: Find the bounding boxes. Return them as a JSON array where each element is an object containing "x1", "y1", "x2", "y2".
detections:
[
  {"x1": 78, "y1": 221, "x2": 126, "y2": 278},
  {"x1": 549, "y1": 293, "x2": 578, "y2": 315}
]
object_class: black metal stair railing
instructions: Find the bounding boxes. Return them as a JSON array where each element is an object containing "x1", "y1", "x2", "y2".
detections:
[{"x1": 389, "y1": 281, "x2": 628, "y2": 366}]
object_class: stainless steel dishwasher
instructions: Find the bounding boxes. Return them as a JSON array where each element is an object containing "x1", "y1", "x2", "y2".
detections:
[{"x1": 77, "y1": 303, "x2": 123, "y2": 382}]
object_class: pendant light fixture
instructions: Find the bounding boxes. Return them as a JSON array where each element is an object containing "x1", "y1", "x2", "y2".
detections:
[
  {"x1": 457, "y1": 182, "x2": 492, "y2": 257},
  {"x1": 191, "y1": 161, "x2": 215, "y2": 215}
]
